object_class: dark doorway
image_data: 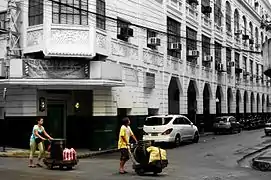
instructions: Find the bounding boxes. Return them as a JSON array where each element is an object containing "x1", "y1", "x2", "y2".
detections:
[
  {"x1": 251, "y1": 92, "x2": 255, "y2": 114},
  {"x1": 236, "y1": 90, "x2": 241, "y2": 120},
  {"x1": 168, "y1": 77, "x2": 180, "y2": 114},
  {"x1": 262, "y1": 94, "x2": 265, "y2": 113},
  {"x1": 187, "y1": 80, "x2": 197, "y2": 125},
  {"x1": 203, "y1": 84, "x2": 211, "y2": 130},
  {"x1": 116, "y1": 108, "x2": 128, "y2": 139},
  {"x1": 46, "y1": 104, "x2": 65, "y2": 139},
  {"x1": 244, "y1": 91, "x2": 248, "y2": 117},
  {"x1": 227, "y1": 88, "x2": 233, "y2": 114},
  {"x1": 216, "y1": 86, "x2": 222, "y2": 115},
  {"x1": 257, "y1": 93, "x2": 260, "y2": 114}
]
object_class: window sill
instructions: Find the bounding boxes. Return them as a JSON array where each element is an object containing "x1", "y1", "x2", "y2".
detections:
[
  {"x1": 51, "y1": 23, "x2": 89, "y2": 30},
  {"x1": 27, "y1": 24, "x2": 43, "y2": 31},
  {"x1": 96, "y1": 28, "x2": 107, "y2": 35}
]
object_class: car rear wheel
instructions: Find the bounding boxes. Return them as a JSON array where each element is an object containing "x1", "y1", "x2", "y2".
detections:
[
  {"x1": 174, "y1": 135, "x2": 181, "y2": 147},
  {"x1": 193, "y1": 132, "x2": 199, "y2": 143}
]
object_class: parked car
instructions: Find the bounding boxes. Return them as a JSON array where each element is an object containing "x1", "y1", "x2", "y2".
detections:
[
  {"x1": 264, "y1": 119, "x2": 271, "y2": 136},
  {"x1": 142, "y1": 115, "x2": 199, "y2": 146},
  {"x1": 213, "y1": 116, "x2": 242, "y2": 134}
]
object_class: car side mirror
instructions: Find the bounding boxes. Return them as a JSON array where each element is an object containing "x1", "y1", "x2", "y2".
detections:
[{"x1": 190, "y1": 122, "x2": 193, "y2": 126}]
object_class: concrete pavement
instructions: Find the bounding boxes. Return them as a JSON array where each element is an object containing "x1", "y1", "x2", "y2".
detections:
[
  {"x1": 0, "y1": 129, "x2": 271, "y2": 180},
  {"x1": 0, "y1": 132, "x2": 214, "y2": 158}
]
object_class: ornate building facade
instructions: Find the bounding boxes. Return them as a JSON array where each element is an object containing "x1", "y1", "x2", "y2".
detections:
[{"x1": 0, "y1": 0, "x2": 271, "y2": 149}]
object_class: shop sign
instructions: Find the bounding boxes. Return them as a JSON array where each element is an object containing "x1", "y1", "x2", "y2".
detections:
[{"x1": 23, "y1": 59, "x2": 89, "y2": 79}]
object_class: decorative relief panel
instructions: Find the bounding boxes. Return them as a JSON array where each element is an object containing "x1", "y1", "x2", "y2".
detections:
[
  {"x1": 186, "y1": 62, "x2": 199, "y2": 77},
  {"x1": 96, "y1": 32, "x2": 107, "y2": 49},
  {"x1": 167, "y1": 56, "x2": 183, "y2": 71},
  {"x1": 216, "y1": 73, "x2": 224, "y2": 84},
  {"x1": 51, "y1": 29, "x2": 89, "y2": 45},
  {"x1": 27, "y1": 29, "x2": 43, "y2": 47},
  {"x1": 111, "y1": 40, "x2": 138, "y2": 61},
  {"x1": 143, "y1": 49, "x2": 163, "y2": 67},
  {"x1": 123, "y1": 67, "x2": 138, "y2": 87},
  {"x1": 46, "y1": 28, "x2": 94, "y2": 57},
  {"x1": 202, "y1": 67, "x2": 213, "y2": 79}
]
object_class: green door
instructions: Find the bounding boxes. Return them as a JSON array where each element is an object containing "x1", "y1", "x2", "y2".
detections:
[{"x1": 46, "y1": 104, "x2": 65, "y2": 139}]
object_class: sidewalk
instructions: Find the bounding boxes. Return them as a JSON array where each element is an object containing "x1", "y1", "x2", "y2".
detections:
[
  {"x1": 0, "y1": 132, "x2": 214, "y2": 159},
  {"x1": 0, "y1": 147, "x2": 118, "y2": 159}
]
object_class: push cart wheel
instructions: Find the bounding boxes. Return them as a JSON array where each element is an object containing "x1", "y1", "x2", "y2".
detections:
[
  {"x1": 59, "y1": 165, "x2": 64, "y2": 170},
  {"x1": 67, "y1": 166, "x2": 73, "y2": 170},
  {"x1": 48, "y1": 165, "x2": 53, "y2": 170}
]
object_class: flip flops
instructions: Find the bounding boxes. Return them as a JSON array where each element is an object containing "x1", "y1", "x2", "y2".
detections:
[
  {"x1": 28, "y1": 164, "x2": 36, "y2": 168},
  {"x1": 119, "y1": 171, "x2": 128, "y2": 174}
]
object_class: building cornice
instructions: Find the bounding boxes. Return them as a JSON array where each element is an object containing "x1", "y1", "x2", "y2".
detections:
[{"x1": 238, "y1": 0, "x2": 261, "y2": 22}]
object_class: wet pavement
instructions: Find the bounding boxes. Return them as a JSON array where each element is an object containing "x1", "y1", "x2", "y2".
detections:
[{"x1": 0, "y1": 129, "x2": 271, "y2": 180}]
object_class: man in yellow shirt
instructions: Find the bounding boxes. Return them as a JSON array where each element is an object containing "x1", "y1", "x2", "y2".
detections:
[{"x1": 118, "y1": 117, "x2": 137, "y2": 174}]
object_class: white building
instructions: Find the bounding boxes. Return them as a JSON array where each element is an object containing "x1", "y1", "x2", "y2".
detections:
[{"x1": 0, "y1": 0, "x2": 271, "y2": 149}]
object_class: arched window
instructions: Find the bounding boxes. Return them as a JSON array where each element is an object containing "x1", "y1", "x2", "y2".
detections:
[
  {"x1": 214, "y1": 0, "x2": 222, "y2": 26},
  {"x1": 249, "y1": 22, "x2": 253, "y2": 39},
  {"x1": 255, "y1": 27, "x2": 259, "y2": 49},
  {"x1": 225, "y1": 1, "x2": 231, "y2": 32},
  {"x1": 234, "y1": 9, "x2": 240, "y2": 39},
  {"x1": 243, "y1": 16, "x2": 247, "y2": 34}
]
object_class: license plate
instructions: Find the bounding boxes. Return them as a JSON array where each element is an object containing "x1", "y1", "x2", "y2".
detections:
[{"x1": 152, "y1": 133, "x2": 158, "y2": 136}]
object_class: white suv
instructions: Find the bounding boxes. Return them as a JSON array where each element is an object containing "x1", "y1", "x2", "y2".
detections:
[{"x1": 142, "y1": 115, "x2": 199, "y2": 146}]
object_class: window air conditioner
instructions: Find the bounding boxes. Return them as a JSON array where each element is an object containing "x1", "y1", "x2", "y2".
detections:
[
  {"x1": 169, "y1": 43, "x2": 182, "y2": 50},
  {"x1": 188, "y1": 50, "x2": 199, "y2": 57},
  {"x1": 203, "y1": 55, "x2": 213, "y2": 62},
  {"x1": 148, "y1": 37, "x2": 161, "y2": 46}
]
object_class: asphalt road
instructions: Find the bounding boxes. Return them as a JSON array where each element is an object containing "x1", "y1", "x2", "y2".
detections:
[{"x1": 0, "y1": 129, "x2": 271, "y2": 180}]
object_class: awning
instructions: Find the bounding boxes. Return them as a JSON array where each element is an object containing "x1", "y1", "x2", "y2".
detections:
[{"x1": 0, "y1": 79, "x2": 125, "y2": 89}]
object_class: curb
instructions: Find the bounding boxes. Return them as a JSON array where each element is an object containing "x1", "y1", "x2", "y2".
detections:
[
  {"x1": 0, "y1": 149, "x2": 119, "y2": 159},
  {"x1": 237, "y1": 144, "x2": 271, "y2": 164},
  {"x1": 199, "y1": 132, "x2": 214, "y2": 137}
]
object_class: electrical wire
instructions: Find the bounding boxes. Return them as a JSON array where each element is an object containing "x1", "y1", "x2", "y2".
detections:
[{"x1": 0, "y1": 1, "x2": 268, "y2": 54}]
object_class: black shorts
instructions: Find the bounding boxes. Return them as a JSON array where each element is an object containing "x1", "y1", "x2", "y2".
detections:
[{"x1": 120, "y1": 148, "x2": 129, "y2": 161}]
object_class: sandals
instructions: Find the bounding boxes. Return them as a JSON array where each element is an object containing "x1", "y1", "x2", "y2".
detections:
[{"x1": 119, "y1": 171, "x2": 128, "y2": 174}]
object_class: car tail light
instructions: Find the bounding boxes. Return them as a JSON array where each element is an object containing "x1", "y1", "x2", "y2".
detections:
[
  {"x1": 143, "y1": 130, "x2": 148, "y2": 135},
  {"x1": 162, "y1": 128, "x2": 173, "y2": 135}
]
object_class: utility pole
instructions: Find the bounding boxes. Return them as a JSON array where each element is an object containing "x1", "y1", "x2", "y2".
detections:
[{"x1": 1, "y1": 0, "x2": 21, "y2": 152}]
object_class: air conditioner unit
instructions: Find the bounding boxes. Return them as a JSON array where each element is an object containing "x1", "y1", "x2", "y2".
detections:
[
  {"x1": 234, "y1": 30, "x2": 242, "y2": 35},
  {"x1": 217, "y1": 63, "x2": 223, "y2": 71},
  {"x1": 203, "y1": 55, "x2": 213, "y2": 62},
  {"x1": 227, "y1": 61, "x2": 235, "y2": 67},
  {"x1": 148, "y1": 37, "x2": 161, "y2": 46},
  {"x1": 188, "y1": 50, "x2": 199, "y2": 57},
  {"x1": 169, "y1": 43, "x2": 182, "y2": 50},
  {"x1": 118, "y1": 27, "x2": 134, "y2": 38}
]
